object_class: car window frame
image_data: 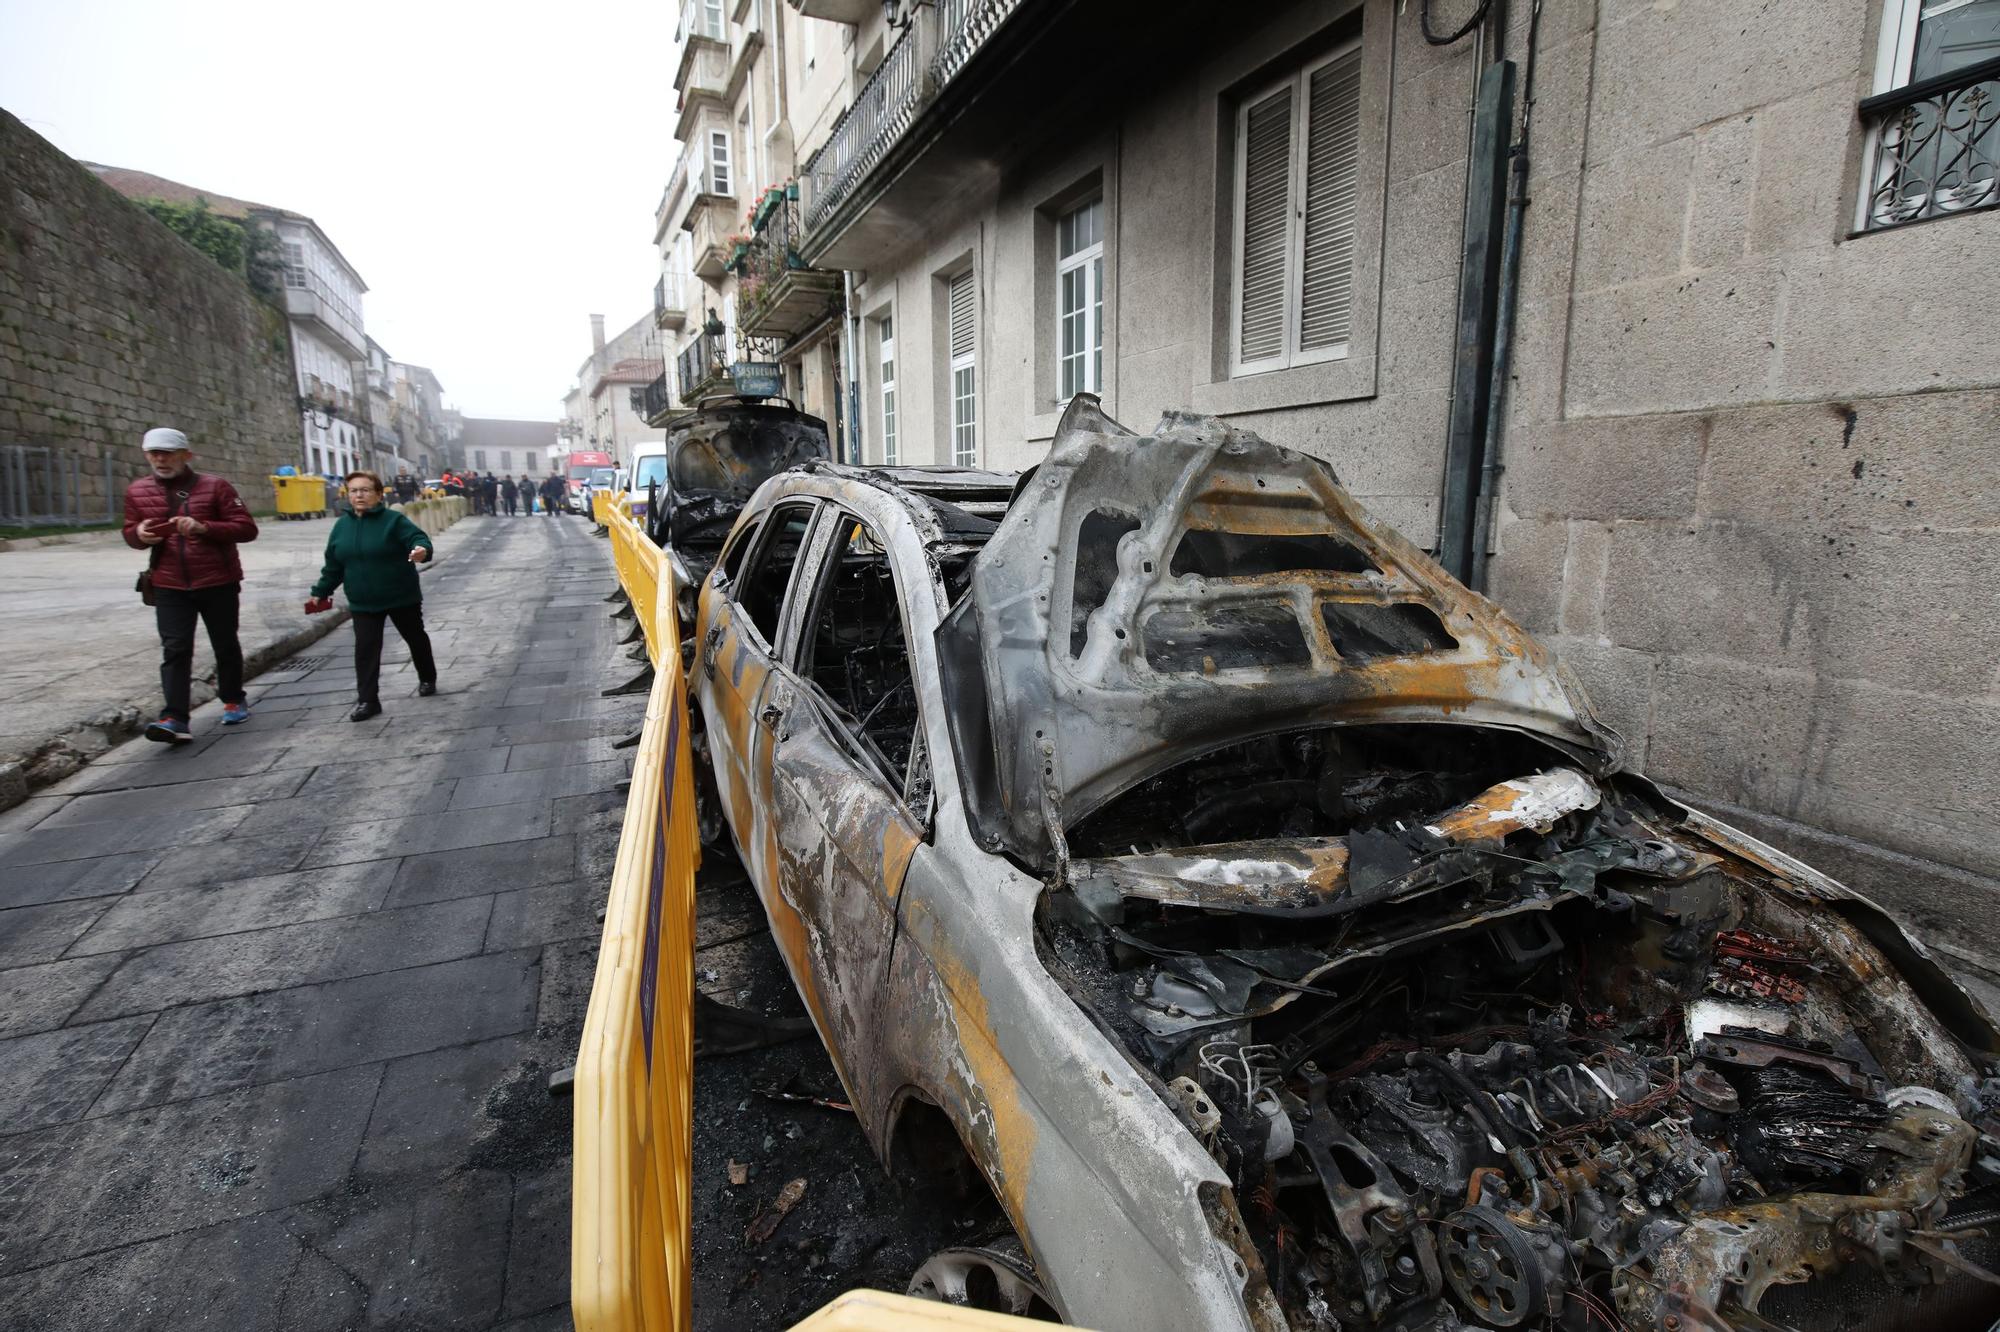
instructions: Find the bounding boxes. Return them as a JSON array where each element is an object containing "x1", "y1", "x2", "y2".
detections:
[
  {"x1": 782, "y1": 506, "x2": 935, "y2": 820},
  {"x1": 712, "y1": 512, "x2": 765, "y2": 594},
  {"x1": 728, "y1": 499, "x2": 823, "y2": 655}
]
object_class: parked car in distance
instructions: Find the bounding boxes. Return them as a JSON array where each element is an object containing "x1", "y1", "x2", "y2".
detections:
[{"x1": 689, "y1": 395, "x2": 2000, "y2": 1332}]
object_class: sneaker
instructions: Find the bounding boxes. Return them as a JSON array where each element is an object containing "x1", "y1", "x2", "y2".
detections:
[
  {"x1": 144, "y1": 717, "x2": 194, "y2": 744},
  {"x1": 417, "y1": 681, "x2": 437, "y2": 697},
  {"x1": 349, "y1": 701, "x2": 383, "y2": 722},
  {"x1": 221, "y1": 703, "x2": 252, "y2": 726}
]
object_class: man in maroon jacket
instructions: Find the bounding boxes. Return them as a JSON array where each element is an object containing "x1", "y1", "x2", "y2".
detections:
[{"x1": 123, "y1": 428, "x2": 261, "y2": 743}]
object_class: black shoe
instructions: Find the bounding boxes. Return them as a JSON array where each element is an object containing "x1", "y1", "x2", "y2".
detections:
[
  {"x1": 350, "y1": 701, "x2": 383, "y2": 722},
  {"x1": 417, "y1": 681, "x2": 437, "y2": 697}
]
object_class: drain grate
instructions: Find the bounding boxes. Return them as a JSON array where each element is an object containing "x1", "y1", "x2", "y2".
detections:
[{"x1": 279, "y1": 654, "x2": 334, "y2": 672}]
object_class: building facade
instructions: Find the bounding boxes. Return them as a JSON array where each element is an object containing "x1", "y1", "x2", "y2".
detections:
[
  {"x1": 566, "y1": 312, "x2": 668, "y2": 468},
  {"x1": 644, "y1": 0, "x2": 855, "y2": 439},
  {"x1": 685, "y1": 0, "x2": 2000, "y2": 956},
  {"x1": 459, "y1": 417, "x2": 559, "y2": 479},
  {"x1": 89, "y1": 165, "x2": 374, "y2": 479}
]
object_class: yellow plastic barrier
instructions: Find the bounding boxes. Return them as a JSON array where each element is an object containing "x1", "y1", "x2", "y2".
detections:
[
  {"x1": 271, "y1": 473, "x2": 326, "y2": 518},
  {"x1": 574, "y1": 498, "x2": 694, "y2": 1332},
  {"x1": 593, "y1": 488, "x2": 622, "y2": 527},
  {"x1": 575, "y1": 504, "x2": 1084, "y2": 1332}
]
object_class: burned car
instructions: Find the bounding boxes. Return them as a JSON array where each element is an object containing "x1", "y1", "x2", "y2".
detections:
[
  {"x1": 691, "y1": 397, "x2": 2000, "y2": 1332},
  {"x1": 642, "y1": 395, "x2": 829, "y2": 633}
]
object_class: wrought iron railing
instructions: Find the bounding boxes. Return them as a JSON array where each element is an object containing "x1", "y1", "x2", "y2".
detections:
[
  {"x1": 675, "y1": 331, "x2": 727, "y2": 402},
  {"x1": 642, "y1": 372, "x2": 673, "y2": 421},
  {"x1": 801, "y1": 25, "x2": 924, "y2": 233},
  {"x1": 930, "y1": 0, "x2": 1018, "y2": 86},
  {"x1": 1858, "y1": 55, "x2": 2000, "y2": 231}
]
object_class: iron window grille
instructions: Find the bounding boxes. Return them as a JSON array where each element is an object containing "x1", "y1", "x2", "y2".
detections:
[{"x1": 1857, "y1": 0, "x2": 2000, "y2": 231}]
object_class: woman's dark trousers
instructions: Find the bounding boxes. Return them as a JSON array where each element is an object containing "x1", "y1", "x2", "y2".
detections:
[{"x1": 352, "y1": 604, "x2": 437, "y2": 705}]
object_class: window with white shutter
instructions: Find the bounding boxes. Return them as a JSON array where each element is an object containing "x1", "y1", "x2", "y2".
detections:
[
  {"x1": 878, "y1": 315, "x2": 898, "y2": 466},
  {"x1": 1230, "y1": 41, "x2": 1364, "y2": 376},
  {"x1": 708, "y1": 128, "x2": 733, "y2": 197},
  {"x1": 948, "y1": 272, "x2": 977, "y2": 466}
]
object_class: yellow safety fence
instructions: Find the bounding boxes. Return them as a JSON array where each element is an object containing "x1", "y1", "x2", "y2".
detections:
[
  {"x1": 574, "y1": 501, "x2": 1067, "y2": 1332},
  {"x1": 593, "y1": 487, "x2": 623, "y2": 528}
]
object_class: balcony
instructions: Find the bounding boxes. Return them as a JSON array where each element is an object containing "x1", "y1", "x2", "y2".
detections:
[
  {"x1": 642, "y1": 372, "x2": 675, "y2": 427},
  {"x1": 795, "y1": 0, "x2": 1201, "y2": 271},
  {"x1": 676, "y1": 330, "x2": 731, "y2": 403},
  {"x1": 1858, "y1": 55, "x2": 2000, "y2": 232},
  {"x1": 282, "y1": 270, "x2": 365, "y2": 360},
  {"x1": 787, "y1": 0, "x2": 874, "y2": 22},
  {"x1": 655, "y1": 273, "x2": 689, "y2": 330},
  {"x1": 688, "y1": 198, "x2": 736, "y2": 280},
  {"x1": 675, "y1": 40, "x2": 731, "y2": 141},
  {"x1": 734, "y1": 189, "x2": 843, "y2": 339}
]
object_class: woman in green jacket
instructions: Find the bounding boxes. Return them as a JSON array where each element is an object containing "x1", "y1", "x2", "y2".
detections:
[{"x1": 305, "y1": 470, "x2": 438, "y2": 721}]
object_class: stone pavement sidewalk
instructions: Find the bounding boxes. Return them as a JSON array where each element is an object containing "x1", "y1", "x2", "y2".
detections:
[
  {"x1": 0, "y1": 512, "x2": 634, "y2": 1331},
  {"x1": 0, "y1": 508, "x2": 470, "y2": 804}
]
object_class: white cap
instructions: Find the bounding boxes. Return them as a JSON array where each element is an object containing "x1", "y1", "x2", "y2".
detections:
[{"x1": 142, "y1": 428, "x2": 190, "y2": 454}]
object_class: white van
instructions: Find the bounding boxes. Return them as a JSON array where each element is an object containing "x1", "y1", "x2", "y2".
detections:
[{"x1": 624, "y1": 441, "x2": 668, "y2": 522}]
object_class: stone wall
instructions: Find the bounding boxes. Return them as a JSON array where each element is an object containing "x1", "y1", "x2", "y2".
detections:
[
  {"x1": 1484, "y1": 0, "x2": 2000, "y2": 956},
  {"x1": 0, "y1": 110, "x2": 299, "y2": 519}
]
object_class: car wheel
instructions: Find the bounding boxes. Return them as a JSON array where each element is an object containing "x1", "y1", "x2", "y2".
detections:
[{"x1": 908, "y1": 1239, "x2": 1060, "y2": 1321}]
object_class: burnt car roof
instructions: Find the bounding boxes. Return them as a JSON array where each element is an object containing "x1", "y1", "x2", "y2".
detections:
[{"x1": 936, "y1": 396, "x2": 1619, "y2": 866}]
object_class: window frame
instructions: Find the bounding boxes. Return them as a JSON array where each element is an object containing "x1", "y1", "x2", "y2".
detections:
[
  {"x1": 947, "y1": 271, "x2": 977, "y2": 466},
  {"x1": 1856, "y1": 0, "x2": 2000, "y2": 230},
  {"x1": 878, "y1": 314, "x2": 898, "y2": 466},
  {"x1": 708, "y1": 128, "x2": 734, "y2": 197},
  {"x1": 1227, "y1": 37, "x2": 1363, "y2": 379},
  {"x1": 1056, "y1": 198, "x2": 1105, "y2": 401},
  {"x1": 789, "y1": 508, "x2": 930, "y2": 807},
  {"x1": 730, "y1": 499, "x2": 822, "y2": 654}
]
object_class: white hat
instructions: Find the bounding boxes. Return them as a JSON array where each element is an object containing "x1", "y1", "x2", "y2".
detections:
[{"x1": 142, "y1": 428, "x2": 190, "y2": 453}]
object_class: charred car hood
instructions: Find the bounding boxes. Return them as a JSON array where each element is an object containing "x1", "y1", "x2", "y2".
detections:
[
  {"x1": 663, "y1": 404, "x2": 828, "y2": 551},
  {"x1": 936, "y1": 397, "x2": 1618, "y2": 866}
]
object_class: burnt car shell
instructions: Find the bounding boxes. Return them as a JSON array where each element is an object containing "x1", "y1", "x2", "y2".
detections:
[{"x1": 696, "y1": 396, "x2": 2000, "y2": 1332}]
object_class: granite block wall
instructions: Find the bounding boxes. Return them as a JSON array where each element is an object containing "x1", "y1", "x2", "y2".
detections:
[{"x1": 0, "y1": 110, "x2": 298, "y2": 519}]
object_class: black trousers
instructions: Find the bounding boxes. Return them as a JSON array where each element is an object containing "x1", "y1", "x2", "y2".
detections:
[
  {"x1": 352, "y1": 603, "x2": 437, "y2": 705},
  {"x1": 155, "y1": 583, "x2": 245, "y2": 722}
]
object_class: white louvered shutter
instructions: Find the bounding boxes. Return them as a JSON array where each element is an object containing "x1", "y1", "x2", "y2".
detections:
[
  {"x1": 1299, "y1": 49, "x2": 1362, "y2": 355},
  {"x1": 949, "y1": 272, "x2": 975, "y2": 361},
  {"x1": 1236, "y1": 86, "x2": 1293, "y2": 370},
  {"x1": 949, "y1": 271, "x2": 977, "y2": 465}
]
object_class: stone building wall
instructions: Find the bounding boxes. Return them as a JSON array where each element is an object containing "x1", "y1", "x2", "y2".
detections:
[
  {"x1": 0, "y1": 110, "x2": 298, "y2": 517},
  {"x1": 1483, "y1": 0, "x2": 2000, "y2": 958}
]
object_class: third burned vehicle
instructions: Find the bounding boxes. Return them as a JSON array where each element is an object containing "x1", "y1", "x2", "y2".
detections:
[{"x1": 691, "y1": 398, "x2": 2000, "y2": 1332}]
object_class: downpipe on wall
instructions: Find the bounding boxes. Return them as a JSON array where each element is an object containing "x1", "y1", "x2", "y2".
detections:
[{"x1": 1469, "y1": 0, "x2": 1542, "y2": 594}]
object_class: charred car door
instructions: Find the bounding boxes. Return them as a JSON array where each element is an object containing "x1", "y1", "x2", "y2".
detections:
[
  {"x1": 700, "y1": 500, "x2": 821, "y2": 891},
  {"x1": 759, "y1": 510, "x2": 928, "y2": 1112}
]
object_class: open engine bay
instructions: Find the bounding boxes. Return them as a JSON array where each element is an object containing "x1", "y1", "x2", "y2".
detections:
[{"x1": 1039, "y1": 724, "x2": 2000, "y2": 1332}]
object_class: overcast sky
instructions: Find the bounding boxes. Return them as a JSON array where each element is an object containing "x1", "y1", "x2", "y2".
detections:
[{"x1": 1, "y1": 0, "x2": 674, "y2": 420}]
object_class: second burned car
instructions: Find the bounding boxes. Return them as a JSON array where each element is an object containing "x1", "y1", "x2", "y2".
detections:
[{"x1": 690, "y1": 397, "x2": 2000, "y2": 1332}]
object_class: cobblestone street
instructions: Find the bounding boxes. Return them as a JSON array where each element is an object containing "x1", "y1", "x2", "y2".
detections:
[{"x1": 0, "y1": 514, "x2": 632, "y2": 1331}]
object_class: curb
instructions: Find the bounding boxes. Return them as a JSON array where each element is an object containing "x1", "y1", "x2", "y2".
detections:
[{"x1": 0, "y1": 540, "x2": 455, "y2": 813}]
